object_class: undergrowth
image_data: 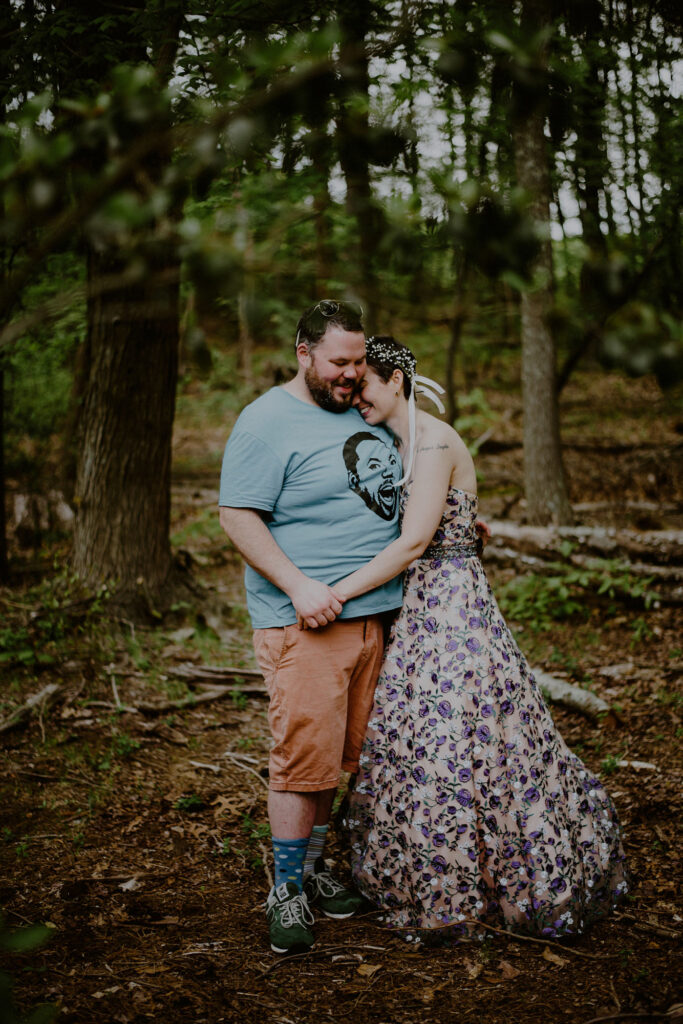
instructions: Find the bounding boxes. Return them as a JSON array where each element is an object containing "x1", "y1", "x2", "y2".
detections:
[{"x1": 496, "y1": 557, "x2": 657, "y2": 631}]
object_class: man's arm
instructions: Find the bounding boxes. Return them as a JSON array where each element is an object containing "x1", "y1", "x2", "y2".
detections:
[{"x1": 219, "y1": 507, "x2": 344, "y2": 629}]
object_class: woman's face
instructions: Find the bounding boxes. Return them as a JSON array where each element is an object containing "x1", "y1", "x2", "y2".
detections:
[{"x1": 353, "y1": 366, "x2": 398, "y2": 424}]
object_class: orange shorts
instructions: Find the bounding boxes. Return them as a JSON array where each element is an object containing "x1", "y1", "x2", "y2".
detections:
[{"x1": 252, "y1": 617, "x2": 385, "y2": 793}]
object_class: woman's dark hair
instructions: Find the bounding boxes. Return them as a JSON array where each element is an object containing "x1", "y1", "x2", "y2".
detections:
[{"x1": 365, "y1": 335, "x2": 416, "y2": 398}]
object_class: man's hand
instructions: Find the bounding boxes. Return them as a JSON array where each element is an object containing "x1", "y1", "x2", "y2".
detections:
[{"x1": 289, "y1": 577, "x2": 345, "y2": 630}]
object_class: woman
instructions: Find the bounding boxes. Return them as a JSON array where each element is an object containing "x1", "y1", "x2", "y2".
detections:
[{"x1": 334, "y1": 335, "x2": 628, "y2": 944}]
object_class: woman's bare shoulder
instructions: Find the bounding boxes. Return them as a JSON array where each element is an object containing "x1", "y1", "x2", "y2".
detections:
[{"x1": 417, "y1": 413, "x2": 468, "y2": 454}]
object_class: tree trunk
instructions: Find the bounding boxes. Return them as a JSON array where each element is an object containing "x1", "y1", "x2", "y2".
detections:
[
  {"x1": 72, "y1": 246, "x2": 179, "y2": 607},
  {"x1": 512, "y1": 0, "x2": 572, "y2": 526},
  {"x1": 64, "y1": 0, "x2": 184, "y2": 613},
  {"x1": 336, "y1": 0, "x2": 379, "y2": 329},
  {"x1": 0, "y1": 363, "x2": 8, "y2": 581},
  {"x1": 445, "y1": 254, "x2": 469, "y2": 424}
]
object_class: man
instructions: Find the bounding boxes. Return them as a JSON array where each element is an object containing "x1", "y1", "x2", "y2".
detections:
[{"x1": 218, "y1": 300, "x2": 402, "y2": 954}]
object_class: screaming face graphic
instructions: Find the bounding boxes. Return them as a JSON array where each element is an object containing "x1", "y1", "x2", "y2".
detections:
[{"x1": 343, "y1": 432, "x2": 400, "y2": 520}]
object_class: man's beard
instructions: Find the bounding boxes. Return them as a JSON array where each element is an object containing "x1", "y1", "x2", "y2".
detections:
[{"x1": 304, "y1": 364, "x2": 357, "y2": 413}]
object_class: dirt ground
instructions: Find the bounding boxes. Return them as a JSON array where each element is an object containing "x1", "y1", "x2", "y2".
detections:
[{"x1": 1, "y1": 369, "x2": 682, "y2": 1024}]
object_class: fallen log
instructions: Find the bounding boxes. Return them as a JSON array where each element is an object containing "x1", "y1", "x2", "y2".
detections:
[
  {"x1": 533, "y1": 670, "x2": 611, "y2": 721},
  {"x1": 0, "y1": 683, "x2": 62, "y2": 734},
  {"x1": 485, "y1": 544, "x2": 683, "y2": 585},
  {"x1": 167, "y1": 663, "x2": 612, "y2": 721},
  {"x1": 487, "y1": 521, "x2": 683, "y2": 567}
]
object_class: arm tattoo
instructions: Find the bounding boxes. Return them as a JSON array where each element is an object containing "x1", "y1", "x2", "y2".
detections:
[{"x1": 418, "y1": 443, "x2": 449, "y2": 453}]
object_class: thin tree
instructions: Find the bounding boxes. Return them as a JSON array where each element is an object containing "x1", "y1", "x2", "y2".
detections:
[{"x1": 511, "y1": 0, "x2": 573, "y2": 525}]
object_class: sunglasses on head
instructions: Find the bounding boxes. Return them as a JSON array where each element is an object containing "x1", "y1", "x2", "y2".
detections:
[
  {"x1": 296, "y1": 299, "x2": 364, "y2": 346},
  {"x1": 314, "y1": 299, "x2": 363, "y2": 318}
]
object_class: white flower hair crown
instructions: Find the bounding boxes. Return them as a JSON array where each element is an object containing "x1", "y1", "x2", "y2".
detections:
[{"x1": 365, "y1": 336, "x2": 446, "y2": 486}]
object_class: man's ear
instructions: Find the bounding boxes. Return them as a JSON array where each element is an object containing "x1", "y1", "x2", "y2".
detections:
[
  {"x1": 347, "y1": 471, "x2": 359, "y2": 491},
  {"x1": 295, "y1": 341, "x2": 312, "y2": 368}
]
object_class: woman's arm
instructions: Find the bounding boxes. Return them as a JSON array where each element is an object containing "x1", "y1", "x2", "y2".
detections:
[{"x1": 334, "y1": 435, "x2": 455, "y2": 603}]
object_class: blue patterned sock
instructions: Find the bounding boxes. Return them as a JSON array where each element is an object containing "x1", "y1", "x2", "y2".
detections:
[
  {"x1": 272, "y1": 836, "x2": 309, "y2": 890},
  {"x1": 304, "y1": 824, "x2": 329, "y2": 877}
]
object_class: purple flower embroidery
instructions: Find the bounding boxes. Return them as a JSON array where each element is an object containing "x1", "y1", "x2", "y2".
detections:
[
  {"x1": 424, "y1": 617, "x2": 437, "y2": 633},
  {"x1": 437, "y1": 700, "x2": 452, "y2": 719},
  {"x1": 465, "y1": 637, "x2": 481, "y2": 654}
]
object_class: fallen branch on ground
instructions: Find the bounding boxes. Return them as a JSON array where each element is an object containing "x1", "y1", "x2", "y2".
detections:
[
  {"x1": 459, "y1": 916, "x2": 618, "y2": 959},
  {"x1": 0, "y1": 683, "x2": 61, "y2": 734},
  {"x1": 223, "y1": 751, "x2": 269, "y2": 791},
  {"x1": 614, "y1": 911, "x2": 679, "y2": 938},
  {"x1": 85, "y1": 685, "x2": 266, "y2": 716},
  {"x1": 581, "y1": 1013, "x2": 670, "y2": 1023},
  {"x1": 533, "y1": 670, "x2": 611, "y2": 720},
  {"x1": 259, "y1": 943, "x2": 387, "y2": 976},
  {"x1": 168, "y1": 663, "x2": 264, "y2": 684}
]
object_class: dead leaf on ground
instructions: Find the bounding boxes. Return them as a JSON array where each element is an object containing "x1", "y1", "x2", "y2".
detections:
[
  {"x1": 541, "y1": 946, "x2": 569, "y2": 967},
  {"x1": 357, "y1": 963, "x2": 382, "y2": 978},
  {"x1": 499, "y1": 960, "x2": 521, "y2": 980},
  {"x1": 93, "y1": 986, "x2": 121, "y2": 998},
  {"x1": 211, "y1": 794, "x2": 251, "y2": 821},
  {"x1": 119, "y1": 878, "x2": 141, "y2": 892},
  {"x1": 124, "y1": 816, "x2": 144, "y2": 834},
  {"x1": 464, "y1": 960, "x2": 484, "y2": 980}
]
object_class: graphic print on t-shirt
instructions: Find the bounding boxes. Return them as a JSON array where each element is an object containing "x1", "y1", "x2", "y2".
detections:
[{"x1": 342, "y1": 431, "x2": 401, "y2": 521}]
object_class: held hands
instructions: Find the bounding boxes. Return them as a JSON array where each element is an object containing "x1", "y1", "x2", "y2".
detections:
[{"x1": 290, "y1": 576, "x2": 346, "y2": 630}]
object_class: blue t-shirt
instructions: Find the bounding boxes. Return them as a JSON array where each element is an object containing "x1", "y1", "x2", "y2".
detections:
[{"x1": 219, "y1": 387, "x2": 403, "y2": 627}]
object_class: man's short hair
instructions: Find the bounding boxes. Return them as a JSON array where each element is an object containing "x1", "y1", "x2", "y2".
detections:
[{"x1": 295, "y1": 300, "x2": 364, "y2": 351}]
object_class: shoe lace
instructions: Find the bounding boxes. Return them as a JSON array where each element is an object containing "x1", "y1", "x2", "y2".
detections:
[
  {"x1": 278, "y1": 891, "x2": 314, "y2": 928},
  {"x1": 308, "y1": 870, "x2": 345, "y2": 899}
]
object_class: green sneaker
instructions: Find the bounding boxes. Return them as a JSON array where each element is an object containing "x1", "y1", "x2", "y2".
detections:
[
  {"x1": 303, "y1": 857, "x2": 364, "y2": 919},
  {"x1": 266, "y1": 882, "x2": 315, "y2": 954}
]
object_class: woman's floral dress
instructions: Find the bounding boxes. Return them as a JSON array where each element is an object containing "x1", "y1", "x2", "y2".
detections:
[{"x1": 348, "y1": 486, "x2": 628, "y2": 942}]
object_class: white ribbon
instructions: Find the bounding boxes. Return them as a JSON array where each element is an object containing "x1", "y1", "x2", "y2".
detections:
[{"x1": 395, "y1": 374, "x2": 447, "y2": 487}]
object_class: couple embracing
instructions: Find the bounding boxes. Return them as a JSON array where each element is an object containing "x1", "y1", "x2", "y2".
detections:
[{"x1": 218, "y1": 300, "x2": 627, "y2": 955}]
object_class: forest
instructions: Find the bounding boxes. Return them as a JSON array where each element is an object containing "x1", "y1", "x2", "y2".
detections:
[{"x1": 0, "y1": 1, "x2": 681, "y2": 1022}]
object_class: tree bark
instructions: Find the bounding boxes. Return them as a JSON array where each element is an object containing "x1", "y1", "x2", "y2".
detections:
[
  {"x1": 512, "y1": 0, "x2": 572, "y2": 526},
  {"x1": 445, "y1": 253, "x2": 469, "y2": 424},
  {"x1": 63, "y1": 0, "x2": 185, "y2": 613},
  {"x1": 0, "y1": 364, "x2": 8, "y2": 581},
  {"x1": 336, "y1": 0, "x2": 380, "y2": 328},
  {"x1": 72, "y1": 246, "x2": 179, "y2": 605}
]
